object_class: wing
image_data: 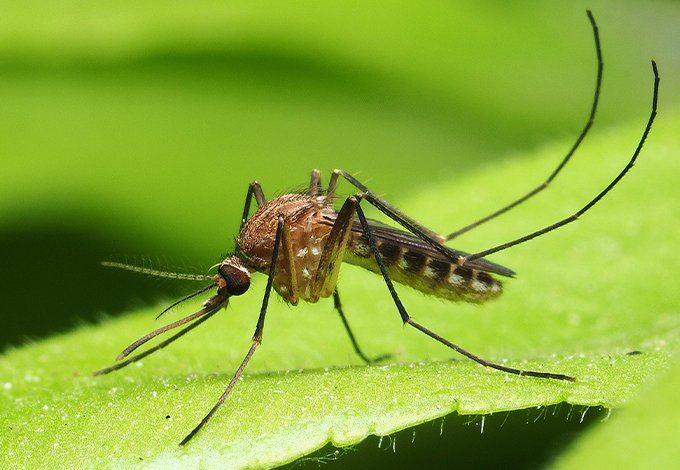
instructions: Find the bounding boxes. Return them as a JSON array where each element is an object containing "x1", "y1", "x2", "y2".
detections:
[{"x1": 351, "y1": 218, "x2": 516, "y2": 277}]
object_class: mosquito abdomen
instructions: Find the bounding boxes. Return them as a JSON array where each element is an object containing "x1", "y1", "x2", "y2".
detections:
[{"x1": 345, "y1": 237, "x2": 502, "y2": 302}]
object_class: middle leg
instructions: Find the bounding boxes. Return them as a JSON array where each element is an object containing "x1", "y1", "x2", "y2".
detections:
[
  {"x1": 333, "y1": 288, "x2": 391, "y2": 364},
  {"x1": 310, "y1": 195, "x2": 390, "y2": 363}
]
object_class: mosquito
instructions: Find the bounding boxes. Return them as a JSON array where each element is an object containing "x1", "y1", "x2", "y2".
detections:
[{"x1": 94, "y1": 11, "x2": 660, "y2": 446}]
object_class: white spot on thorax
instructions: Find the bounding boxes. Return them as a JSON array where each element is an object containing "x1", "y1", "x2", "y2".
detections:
[
  {"x1": 424, "y1": 266, "x2": 436, "y2": 278},
  {"x1": 297, "y1": 247, "x2": 308, "y2": 258},
  {"x1": 310, "y1": 246, "x2": 320, "y2": 256}
]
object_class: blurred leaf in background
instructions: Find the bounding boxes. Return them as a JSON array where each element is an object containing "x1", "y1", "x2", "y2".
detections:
[
  {"x1": 1, "y1": 0, "x2": 679, "y2": 468},
  {"x1": 2, "y1": 0, "x2": 679, "y2": 347}
]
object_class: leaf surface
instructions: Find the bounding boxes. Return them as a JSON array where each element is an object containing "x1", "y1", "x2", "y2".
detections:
[{"x1": 2, "y1": 112, "x2": 678, "y2": 468}]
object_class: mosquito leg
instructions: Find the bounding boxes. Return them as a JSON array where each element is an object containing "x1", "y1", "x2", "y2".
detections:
[
  {"x1": 446, "y1": 10, "x2": 603, "y2": 240},
  {"x1": 333, "y1": 172, "x2": 509, "y2": 278},
  {"x1": 354, "y1": 197, "x2": 575, "y2": 381},
  {"x1": 326, "y1": 169, "x2": 340, "y2": 199},
  {"x1": 239, "y1": 181, "x2": 266, "y2": 232},
  {"x1": 280, "y1": 217, "x2": 300, "y2": 304},
  {"x1": 309, "y1": 195, "x2": 359, "y2": 301},
  {"x1": 93, "y1": 309, "x2": 219, "y2": 376},
  {"x1": 234, "y1": 181, "x2": 267, "y2": 257},
  {"x1": 465, "y1": 61, "x2": 659, "y2": 263},
  {"x1": 334, "y1": 289, "x2": 391, "y2": 364},
  {"x1": 308, "y1": 169, "x2": 322, "y2": 196},
  {"x1": 334, "y1": 170, "x2": 444, "y2": 241},
  {"x1": 336, "y1": 50, "x2": 656, "y2": 270},
  {"x1": 309, "y1": 193, "x2": 389, "y2": 360},
  {"x1": 180, "y1": 214, "x2": 285, "y2": 446},
  {"x1": 333, "y1": 170, "x2": 466, "y2": 267}
]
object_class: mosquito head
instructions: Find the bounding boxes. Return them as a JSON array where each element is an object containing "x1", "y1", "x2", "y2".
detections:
[{"x1": 216, "y1": 256, "x2": 251, "y2": 296}]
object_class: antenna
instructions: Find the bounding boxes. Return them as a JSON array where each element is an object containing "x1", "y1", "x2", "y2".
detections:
[{"x1": 101, "y1": 261, "x2": 213, "y2": 282}]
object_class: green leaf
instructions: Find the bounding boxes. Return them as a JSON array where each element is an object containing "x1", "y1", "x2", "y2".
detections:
[
  {"x1": 2, "y1": 110, "x2": 678, "y2": 467},
  {"x1": 553, "y1": 360, "x2": 680, "y2": 469}
]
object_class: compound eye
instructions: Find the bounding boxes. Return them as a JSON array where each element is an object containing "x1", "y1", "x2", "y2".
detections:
[{"x1": 219, "y1": 264, "x2": 250, "y2": 296}]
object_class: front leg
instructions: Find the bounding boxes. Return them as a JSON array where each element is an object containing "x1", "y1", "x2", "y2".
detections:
[
  {"x1": 308, "y1": 169, "x2": 322, "y2": 196},
  {"x1": 180, "y1": 214, "x2": 286, "y2": 445},
  {"x1": 239, "y1": 181, "x2": 266, "y2": 231}
]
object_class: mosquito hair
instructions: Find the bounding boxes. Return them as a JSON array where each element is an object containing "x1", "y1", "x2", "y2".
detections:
[{"x1": 101, "y1": 261, "x2": 214, "y2": 282}]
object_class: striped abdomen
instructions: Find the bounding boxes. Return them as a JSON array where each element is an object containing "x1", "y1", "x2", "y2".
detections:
[{"x1": 344, "y1": 234, "x2": 503, "y2": 303}]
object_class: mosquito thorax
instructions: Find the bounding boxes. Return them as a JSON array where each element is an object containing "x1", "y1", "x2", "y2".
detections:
[{"x1": 217, "y1": 257, "x2": 251, "y2": 296}]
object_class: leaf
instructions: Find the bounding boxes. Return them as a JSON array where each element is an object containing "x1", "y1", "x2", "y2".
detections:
[
  {"x1": 2, "y1": 110, "x2": 679, "y2": 468},
  {"x1": 553, "y1": 360, "x2": 680, "y2": 469}
]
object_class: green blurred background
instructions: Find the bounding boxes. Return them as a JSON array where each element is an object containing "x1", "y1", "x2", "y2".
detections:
[
  {"x1": 1, "y1": 0, "x2": 678, "y2": 466},
  {"x1": 3, "y1": 0, "x2": 678, "y2": 349}
]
